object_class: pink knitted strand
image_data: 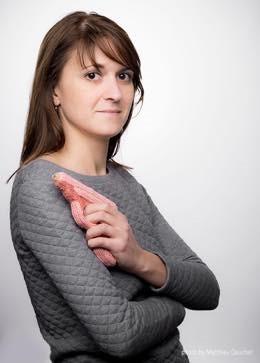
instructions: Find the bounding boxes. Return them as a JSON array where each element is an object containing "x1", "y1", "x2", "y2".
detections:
[{"x1": 52, "y1": 172, "x2": 117, "y2": 266}]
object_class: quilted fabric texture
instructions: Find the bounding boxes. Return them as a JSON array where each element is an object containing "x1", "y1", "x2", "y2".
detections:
[{"x1": 9, "y1": 159, "x2": 220, "y2": 363}]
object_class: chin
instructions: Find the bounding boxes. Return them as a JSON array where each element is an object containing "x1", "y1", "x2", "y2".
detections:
[{"x1": 98, "y1": 125, "x2": 124, "y2": 137}]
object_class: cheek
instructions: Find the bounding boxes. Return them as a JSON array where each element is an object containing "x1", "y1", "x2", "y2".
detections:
[
  {"x1": 125, "y1": 90, "x2": 135, "y2": 110},
  {"x1": 128, "y1": 87, "x2": 135, "y2": 103},
  {"x1": 61, "y1": 84, "x2": 94, "y2": 119},
  {"x1": 64, "y1": 82, "x2": 87, "y2": 104}
]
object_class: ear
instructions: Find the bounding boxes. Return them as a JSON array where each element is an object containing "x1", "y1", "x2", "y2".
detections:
[{"x1": 52, "y1": 85, "x2": 61, "y2": 106}]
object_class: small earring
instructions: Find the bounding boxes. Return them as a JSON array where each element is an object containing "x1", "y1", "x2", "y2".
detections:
[{"x1": 54, "y1": 104, "x2": 60, "y2": 111}]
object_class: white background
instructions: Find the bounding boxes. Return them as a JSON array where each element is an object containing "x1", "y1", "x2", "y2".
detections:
[{"x1": 1, "y1": 0, "x2": 259, "y2": 362}]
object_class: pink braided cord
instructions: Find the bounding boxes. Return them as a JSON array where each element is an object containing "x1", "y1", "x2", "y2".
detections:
[{"x1": 52, "y1": 171, "x2": 117, "y2": 267}]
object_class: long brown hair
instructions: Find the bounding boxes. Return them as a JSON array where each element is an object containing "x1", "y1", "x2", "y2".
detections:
[{"x1": 6, "y1": 10, "x2": 144, "y2": 183}]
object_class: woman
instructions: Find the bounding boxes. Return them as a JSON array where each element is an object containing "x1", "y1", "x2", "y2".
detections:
[{"x1": 8, "y1": 11, "x2": 220, "y2": 362}]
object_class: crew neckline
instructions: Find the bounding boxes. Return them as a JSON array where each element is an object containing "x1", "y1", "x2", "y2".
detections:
[{"x1": 27, "y1": 158, "x2": 116, "y2": 183}]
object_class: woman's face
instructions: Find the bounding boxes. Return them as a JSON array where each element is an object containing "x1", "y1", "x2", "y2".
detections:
[{"x1": 52, "y1": 45, "x2": 135, "y2": 139}]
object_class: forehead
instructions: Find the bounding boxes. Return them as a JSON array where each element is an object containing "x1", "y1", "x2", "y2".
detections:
[{"x1": 66, "y1": 46, "x2": 126, "y2": 71}]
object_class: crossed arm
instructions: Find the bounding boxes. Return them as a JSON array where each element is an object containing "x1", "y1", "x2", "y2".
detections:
[
  {"x1": 136, "y1": 184, "x2": 220, "y2": 311},
  {"x1": 16, "y1": 180, "x2": 186, "y2": 359},
  {"x1": 51, "y1": 170, "x2": 220, "y2": 310}
]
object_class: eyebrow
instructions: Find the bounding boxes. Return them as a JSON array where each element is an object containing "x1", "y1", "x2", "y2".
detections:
[{"x1": 84, "y1": 64, "x2": 133, "y2": 73}]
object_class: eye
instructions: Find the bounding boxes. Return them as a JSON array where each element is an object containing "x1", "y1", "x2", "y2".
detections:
[
  {"x1": 119, "y1": 72, "x2": 133, "y2": 81},
  {"x1": 84, "y1": 72, "x2": 100, "y2": 80},
  {"x1": 84, "y1": 71, "x2": 133, "y2": 82}
]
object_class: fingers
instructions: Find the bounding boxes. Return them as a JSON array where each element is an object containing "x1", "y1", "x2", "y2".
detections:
[
  {"x1": 84, "y1": 203, "x2": 118, "y2": 226},
  {"x1": 85, "y1": 210, "x2": 114, "y2": 226},
  {"x1": 84, "y1": 203, "x2": 118, "y2": 216},
  {"x1": 86, "y1": 223, "x2": 114, "y2": 240},
  {"x1": 87, "y1": 236, "x2": 112, "y2": 249}
]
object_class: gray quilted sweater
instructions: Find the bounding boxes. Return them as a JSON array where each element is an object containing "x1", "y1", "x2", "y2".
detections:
[{"x1": 9, "y1": 159, "x2": 220, "y2": 363}]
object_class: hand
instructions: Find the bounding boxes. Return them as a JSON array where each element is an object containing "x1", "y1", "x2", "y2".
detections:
[{"x1": 84, "y1": 202, "x2": 144, "y2": 272}]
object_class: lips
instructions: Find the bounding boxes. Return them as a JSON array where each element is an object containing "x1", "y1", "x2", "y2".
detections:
[{"x1": 97, "y1": 110, "x2": 121, "y2": 113}]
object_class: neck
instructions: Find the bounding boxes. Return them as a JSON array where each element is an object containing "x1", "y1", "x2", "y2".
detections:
[{"x1": 48, "y1": 136, "x2": 110, "y2": 176}]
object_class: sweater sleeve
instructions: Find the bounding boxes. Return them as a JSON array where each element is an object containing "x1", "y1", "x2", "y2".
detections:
[
  {"x1": 139, "y1": 184, "x2": 220, "y2": 311},
  {"x1": 16, "y1": 180, "x2": 186, "y2": 359}
]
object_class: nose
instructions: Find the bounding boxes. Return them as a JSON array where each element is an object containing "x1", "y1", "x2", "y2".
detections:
[{"x1": 102, "y1": 75, "x2": 122, "y2": 101}]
